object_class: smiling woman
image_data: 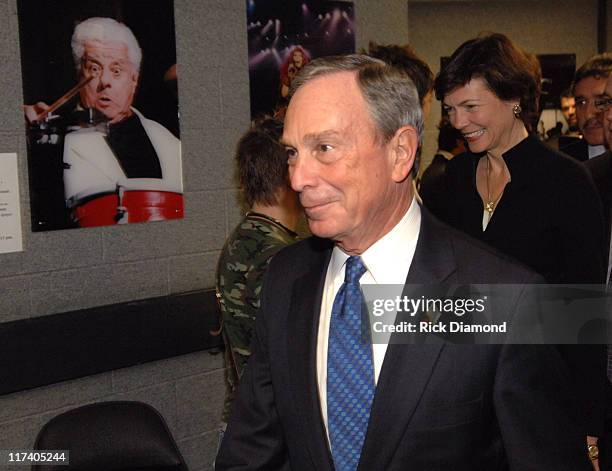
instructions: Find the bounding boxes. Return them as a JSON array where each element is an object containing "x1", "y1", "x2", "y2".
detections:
[
  {"x1": 433, "y1": 33, "x2": 539, "y2": 230},
  {"x1": 421, "y1": 32, "x2": 607, "y2": 457},
  {"x1": 425, "y1": 32, "x2": 604, "y2": 285}
]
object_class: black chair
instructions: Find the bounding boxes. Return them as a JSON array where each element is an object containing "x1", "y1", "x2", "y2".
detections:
[{"x1": 32, "y1": 401, "x2": 188, "y2": 471}]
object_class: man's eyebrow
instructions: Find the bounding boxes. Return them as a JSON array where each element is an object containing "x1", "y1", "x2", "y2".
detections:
[
  {"x1": 302, "y1": 130, "x2": 342, "y2": 145},
  {"x1": 280, "y1": 130, "x2": 341, "y2": 147}
]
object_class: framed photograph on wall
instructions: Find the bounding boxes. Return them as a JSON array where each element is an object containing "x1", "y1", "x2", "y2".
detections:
[{"x1": 18, "y1": 0, "x2": 183, "y2": 231}]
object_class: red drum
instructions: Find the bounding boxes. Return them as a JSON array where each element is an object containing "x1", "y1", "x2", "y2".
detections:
[
  {"x1": 62, "y1": 124, "x2": 184, "y2": 228},
  {"x1": 73, "y1": 190, "x2": 184, "y2": 227}
]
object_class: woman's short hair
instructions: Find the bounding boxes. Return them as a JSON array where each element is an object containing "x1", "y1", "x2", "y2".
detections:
[
  {"x1": 435, "y1": 33, "x2": 541, "y2": 130},
  {"x1": 72, "y1": 17, "x2": 142, "y2": 74}
]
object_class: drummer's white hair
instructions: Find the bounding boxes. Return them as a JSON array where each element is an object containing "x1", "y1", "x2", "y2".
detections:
[{"x1": 71, "y1": 17, "x2": 142, "y2": 73}]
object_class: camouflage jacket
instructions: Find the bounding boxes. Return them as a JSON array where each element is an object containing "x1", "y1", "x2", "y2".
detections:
[{"x1": 216, "y1": 212, "x2": 298, "y2": 422}]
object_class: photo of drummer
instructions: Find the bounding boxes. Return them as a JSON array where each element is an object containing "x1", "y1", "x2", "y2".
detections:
[{"x1": 21, "y1": 13, "x2": 182, "y2": 230}]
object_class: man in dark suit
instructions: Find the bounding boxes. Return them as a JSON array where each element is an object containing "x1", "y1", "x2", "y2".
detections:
[
  {"x1": 585, "y1": 73, "x2": 612, "y2": 470},
  {"x1": 586, "y1": 151, "x2": 611, "y2": 259},
  {"x1": 585, "y1": 72, "x2": 612, "y2": 262},
  {"x1": 561, "y1": 53, "x2": 612, "y2": 162},
  {"x1": 588, "y1": 148, "x2": 612, "y2": 471},
  {"x1": 216, "y1": 55, "x2": 591, "y2": 470}
]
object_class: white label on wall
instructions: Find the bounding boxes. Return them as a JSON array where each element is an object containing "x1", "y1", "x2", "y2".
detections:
[{"x1": 0, "y1": 153, "x2": 23, "y2": 254}]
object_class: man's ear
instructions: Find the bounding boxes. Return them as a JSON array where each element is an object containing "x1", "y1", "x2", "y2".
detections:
[
  {"x1": 390, "y1": 125, "x2": 418, "y2": 182},
  {"x1": 131, "y1": 72, "x2": 140, "y2": 91}
]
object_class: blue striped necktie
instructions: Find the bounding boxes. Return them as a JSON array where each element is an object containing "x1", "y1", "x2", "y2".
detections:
[{"x1": 327, "y1": 256, "x2": 375, "y2": 471}]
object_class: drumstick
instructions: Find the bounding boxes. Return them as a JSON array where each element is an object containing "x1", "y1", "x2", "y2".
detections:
[{"x1": 36, "y1": 75, "x2": 94, "y2": 121}]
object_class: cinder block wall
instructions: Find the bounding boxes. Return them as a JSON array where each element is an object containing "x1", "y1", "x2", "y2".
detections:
[
  {"x1": 0, "y1": 1, "x2": 409, "y2": 469},
  {"x1": 0, "y1": 351, "x2": 226, "y2": 471}
]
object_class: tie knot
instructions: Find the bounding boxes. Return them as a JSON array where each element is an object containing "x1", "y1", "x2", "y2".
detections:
[{"x1": 344, "y1": 256, "x2": 366, "y2": 284}]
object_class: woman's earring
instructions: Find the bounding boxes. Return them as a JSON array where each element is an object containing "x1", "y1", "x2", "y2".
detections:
[{"x1": 513, "y1": 104, "x2": 522, "y2": 118}]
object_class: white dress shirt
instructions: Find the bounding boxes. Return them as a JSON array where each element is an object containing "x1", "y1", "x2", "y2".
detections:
[
  {"x1": 316, "y1": 198, "x2": 421, "y2": 434},
  {"x1": 588, "y1": 144, "x2": 606, "y2": 159}
]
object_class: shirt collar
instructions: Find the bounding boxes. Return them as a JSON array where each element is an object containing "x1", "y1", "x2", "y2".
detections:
[
  {"x1": 328, "y1": 197, "x2": 421, "y2": 284},
  {"x1": 588, "y1": 144, "x2": 606, "y2": 159}
]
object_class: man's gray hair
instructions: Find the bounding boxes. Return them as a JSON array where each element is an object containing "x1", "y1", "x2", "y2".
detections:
[
  {"x1": 71, "y1": 17, "x2": 142, "y2": 73},
  {"x1": 289, "y1": 54, "x2": 423, "y2": 143}
]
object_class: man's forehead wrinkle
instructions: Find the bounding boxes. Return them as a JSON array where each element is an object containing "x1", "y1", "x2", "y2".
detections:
[
  {"x1": 283, "y1": 71, "x2": 375, "y2": 146},
  {"x1": 84, "y1": 41, "x2": 130, "y2": 60},
  {"x1": 84, "y1": 53, "x2": 130, "y2": 65}
]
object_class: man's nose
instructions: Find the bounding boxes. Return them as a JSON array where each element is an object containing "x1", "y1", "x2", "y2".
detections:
[
  {"x1": 289, "y1": 153, "x2": 316, "y2": 193},
  {"x1": 96, "y1": 69, "x2": 112, "y2": 90}
]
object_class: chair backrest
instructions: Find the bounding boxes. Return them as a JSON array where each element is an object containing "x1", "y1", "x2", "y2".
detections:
[{"x1": 32, "y1": 401, "x2": 188, "y2": 471}]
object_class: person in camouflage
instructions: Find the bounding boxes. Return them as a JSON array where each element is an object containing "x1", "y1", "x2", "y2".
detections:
[{"x1": 216, "y1": 116, "x2": 300, "y2": 432}]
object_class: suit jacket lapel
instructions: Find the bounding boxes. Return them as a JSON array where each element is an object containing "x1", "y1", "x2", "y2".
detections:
[
  {"x1": 287, "y1": 242, "x2": 335, "y2": 471},
  {"x1": 358, "y1": 209, "x2": 457, "y2": 471}
]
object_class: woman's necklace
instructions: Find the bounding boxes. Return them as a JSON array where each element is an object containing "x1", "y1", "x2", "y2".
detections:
[{"x1": 485, "y1": 155, "x2": 502, "y2": 215}]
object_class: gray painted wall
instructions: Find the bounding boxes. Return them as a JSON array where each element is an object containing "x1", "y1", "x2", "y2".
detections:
[
  {"x1": 0, "y1": 1, "x2": 408, "y2": 469},
  {"x1": 0, "y1": 351, "x2": 225, "y2": 471}
]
